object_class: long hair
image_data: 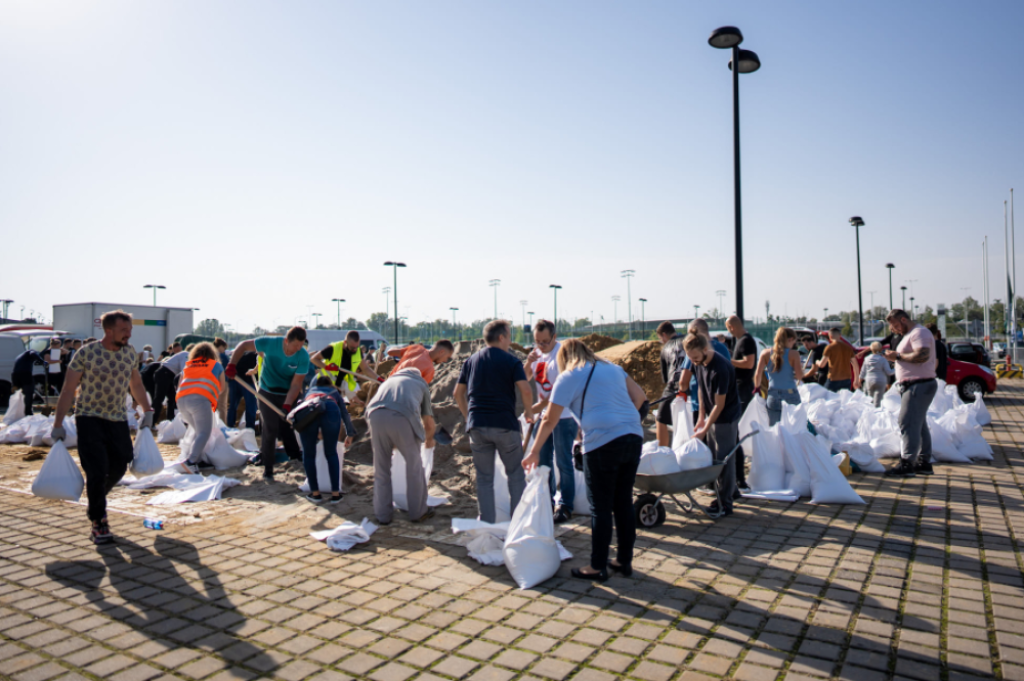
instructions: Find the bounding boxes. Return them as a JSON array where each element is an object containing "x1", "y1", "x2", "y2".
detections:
[
  {"x1": 771, "y1": 327, "x2": 796, "y2": 373},
  {"x1": 189, "y1": 342, "x2": 218, "y2": 363},
  {"x1": 557, "y1": 338, "x2": 600, "y2": 372}
]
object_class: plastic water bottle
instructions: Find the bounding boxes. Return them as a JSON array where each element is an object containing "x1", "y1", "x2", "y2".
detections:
[{"x1": 143, "y1": 518, "x2": 164, "y2": 530}]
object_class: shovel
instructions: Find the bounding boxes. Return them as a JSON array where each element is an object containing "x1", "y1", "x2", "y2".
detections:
[{"x1": 232, "y1": 377, "x2": 288, "y2": 419}]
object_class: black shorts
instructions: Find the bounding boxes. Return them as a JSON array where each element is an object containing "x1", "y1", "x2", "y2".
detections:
[{"x1": 656, "y1": 398, "x2": 674, "y2": 425}]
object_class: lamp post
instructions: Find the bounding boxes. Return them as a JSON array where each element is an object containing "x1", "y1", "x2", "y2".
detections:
[
  {"x1": 849, "y1": 216, "x2": 865, "y2": 345},
  {"x1": 383, "y1": 262, "x2": 406, "y2": 345},
  {"x1": 886, "y1": 263, "x2": 895, "y2": 310},
  {"x1": 639, "y1": 298, "x2": 647, "y2": 338},
  {"x1": 716, "y1": 290, "x2": 726, "y2": 319},
  {"x1": 520, "y1": 300, "x2": 528, "y2": 331},
  {"x1": 708, "y1": 26, "x2": 760, "y2": 324},
  {"x1": 0, "y1": 300, "x2": 12, "y2": 319},
  {"x1": 910, "y1": 297, "x2": 916, "y2": 320},
  {"x1": 901, "y1": 286, "x2": 907, "y2": 310},
  {"x1": 489, "y1": 280, "x2": 501, "y2": 320},
  {"x1": 528, "y1": 311, "x2": 534, "y2": 329},
  {"x1": 332, "y1": 298, "x2": 345, "y2": 329},
  {"x1": 143, "y1": 284, "x2": 166, "y2": 306},
  {"x1": 312, "y1": 313, "x2": 322, "y2": 329},
  {"x1": 621, "y1": 270, "x2": 635, "y2": 340},
  {"x1": 612, "y1": 296, "x2": 620, "y2": 336},
  {"x1": 450, "y1": 307, "x2": 460, "y2": 340},
  {"x1": 549, "y1": 285, "x2": 562, "y2": 335},
  {"x1": 383, "y1": 287, "x2": 391, "y2": 319}
]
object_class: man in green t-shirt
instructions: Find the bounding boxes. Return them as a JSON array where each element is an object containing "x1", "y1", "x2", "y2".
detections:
[{"x1": 227, "y1": 327, "x2": 310, "y2": 481}]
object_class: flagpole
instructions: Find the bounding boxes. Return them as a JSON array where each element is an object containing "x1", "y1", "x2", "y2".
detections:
[
  {"x1": 1006, "y1": 201, "x2": 1011, "y2": 345},
  {"x1": 1011, "y1": 189, "x2": 1017, "y2": 362},
  {"x1": 984, "y1": 238, "x2": 990, "y2": 349}
]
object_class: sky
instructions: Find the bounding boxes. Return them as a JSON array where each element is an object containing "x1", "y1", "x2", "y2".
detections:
[{"x1": 2, "y1": 1, "x2": 1023, "y2": 332}]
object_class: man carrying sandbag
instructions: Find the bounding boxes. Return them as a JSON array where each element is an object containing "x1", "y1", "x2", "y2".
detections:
[
  {"x1": 883, "y1": 309, "x2": 938, "y2": 478},
  {"x1": 654, "y1": 322, "x2": 685, "y2": 447},
  {"x1": 455, "y1": 320, "x2": 535, "y2": 523},
  {"x1": 51, "y1": 310, "x2": 154, "y2": 545},
  {"x1": 366, "y1": 368, "x2": 436, "y2": 523}
]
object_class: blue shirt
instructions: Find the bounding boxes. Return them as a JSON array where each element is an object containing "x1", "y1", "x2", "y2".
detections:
[
  {"x1": 549, "y1": 361, "x2": 643, "y2": 452},
  {"x1": 254, "y1": 336, "x2": 310, "y2": 394},
  {"x1": 457, "y1": 346, "x2": 527, "y2": 432},
  {"x1": 682, "y1": 338, "x2": 731, "y2": 411}
]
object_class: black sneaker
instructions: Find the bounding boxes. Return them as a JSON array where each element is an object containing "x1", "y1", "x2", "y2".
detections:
[
  {"x1": 553, "y1": 506, "x2": 571, "y2": 525},
  {"x1": 884, "y1": 460, "x2": 917, "y2": 478},
  {"x1": 327, "y1": 495, "x2": 343, "y2": 505},
  {"x1": 304, "y1": 493, "x2": 324, "y2": 504},
  {"x1": 707, "y1": 502, "x2": 733, "y2": 517},
  {"x1": 91, "y1": 520, "x2": 113, "y2": 545},
  {"x1": 915, "y1": 460, "x2": 935, "y2": 476}
]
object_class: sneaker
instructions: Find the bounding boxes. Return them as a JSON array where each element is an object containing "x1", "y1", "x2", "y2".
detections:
[
  {"x1": 304, "y1": 493, "x2": 324, "y2": 504},
  {"x1": 737, "y1": 485, "x2": 751, "y2": 495},
  {"x1": 915, "y1": 460, "x2": 935, "y2": 476},
  {"x1": 327, "y1": 495, "x2": 344, "y2": 505},
  {"x1": 91, "y1": 520, "x2": 113, "y2": 545},
  {"x1": 181, "y1": 461, "x2": 200, "y2": 475},
  {"x1": 707, "y1": 501, "x2": 733, "y2": 517},
  {"x1": 553, "y1": 506, "x2": 571, "y2": 525},
  {"x1": 884, "y1": 460, "x2": 917, "y2": 478}
]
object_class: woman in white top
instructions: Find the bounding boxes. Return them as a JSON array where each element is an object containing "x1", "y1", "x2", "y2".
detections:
[{"x1": 860, "y1": 342, "x2": 894, "y2": 407}]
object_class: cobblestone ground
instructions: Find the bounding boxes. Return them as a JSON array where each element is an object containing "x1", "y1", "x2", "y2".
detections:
[{"x1": 2, "y1": 382, "x2": 1023, "y2": 681}]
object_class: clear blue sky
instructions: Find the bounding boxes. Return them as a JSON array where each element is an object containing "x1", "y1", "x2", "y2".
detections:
[{"x1": 2, "y1": 1, "x2": 1022, "y2": 330}]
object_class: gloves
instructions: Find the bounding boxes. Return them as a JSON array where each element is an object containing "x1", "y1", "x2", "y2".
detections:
[
  {"x1": 325, "y1": 363, "x2": 340, "y2": 373},
  {"x1": 283, "y1": 404, "x2": 293, "y2": 414},
  {"x1": 140, "y1": 411, "x2": 154, "y2": 429},
  {"x1": 225, "y1": 363, "x2": 237, "y2": 380},
  {"x1": 51, "y1": 426, "x2": 66, "y2": 442},
  {"x1": 377, "y1": 376, "x2": 385, "y2": 383},
  {"x1": 638, "y1": 400, "x2": 650, "y2": 421}
]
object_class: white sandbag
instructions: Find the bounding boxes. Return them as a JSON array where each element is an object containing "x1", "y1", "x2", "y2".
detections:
[
  {"x1": 749, "y1": 425, "x2": 788, "y2": 490},
  {"x1": 881, "y1": 386, "x2": 902, "y2": 413},
  {"x1": 968, "y1": 393, "x2": 991, "y2": 426},
  {"x1": 927, "y1": 416, "x2": 971, "y2": 463},
  {"x1": 553, "y1": 466, "x2": 591, "y2": 516},
  {"x1": 392, "y1": 444, "x2": 447, "y2": 509},
  {"x1": 178, "y1": 422, "x2": 251, "y2": 470},
  {"x1": 779, "y1": 403, "x2": 812, "y2": 497},
  {"x1": 31, "y1": 441, "x2": 84, "y2": 501},
  {"x1": 675, "y1": 438, "x2": 712, "y2": 471},
  {"x1": 799, "y1": 382, "x2": 831, "y2": 404},
  {"x1": 957, "y1": 432, "x2": 993, "y2": 461},
  {"x1": 942, "y1": 411, "x2": 993, "y2": 461},
  {"x1": 298, "y1": 441, "x2": 345, "y2": 494},
  {"x1": 226, "y1": 428, "x2": 258, "y2": 452},
  {"x1": 637, "y1": 445, "x2": 679, "y2": 476},
  {"x1": 3, "y1": 390, "x2": 26, "y2": 426},
  {"x1": 156, "y1": 414, "x2": 187, "y2": 444},
  {"x1": 310, "y1": 518, "x2": 377, "y2": 552},
  {"x1": 131, "y1": 428, "x2": 165, "y2": 476},
  {"x1": 42, "y1": 417, "x2": 77, "y2": 448},
  {"x1": 946, "y1": 385, "x2": 965, "y2": 409},
  {"x1": 804, "y1": 434, "x2": 864, "y2": 504},
  {"x1": 493, "y1": 450, "x2": 512, "y2": 522},
  {"x1": 869, "y1": 432, "x2": 902, "y2": 459},
  {"x1": 452, "y1": 519, "x2": 511, "y2": 566},
  {"x1": 503, "y1": 466, "x2": 560, "y2": 590},
  {"x1": 670, "y1": 396, "x2": 695, "y2": 450},
  {"x1": 835, "y1": 441, "x2": 884, "y2": 473}
]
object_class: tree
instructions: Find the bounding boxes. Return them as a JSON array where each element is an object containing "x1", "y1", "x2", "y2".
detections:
[
  {"x1": 365, "y1": 313, "x2": 390, "y2": 334},
  {"x1": 919, "y1": 306, "x2": 937, "y2": 325},
  {"x1": 251, "y1": 326, "x2": 269, "y2": 337},
  {"x1": 344, "y1": 317, "x2": 367, "y2": 330},
  {"x1": 194, "y1": 318, "x2": 225, "y2": 337}
]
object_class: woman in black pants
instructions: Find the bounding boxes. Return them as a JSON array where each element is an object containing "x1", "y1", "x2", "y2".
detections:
[{"x1": 522, "y1": 339, "x2": 647, "y2": 581}]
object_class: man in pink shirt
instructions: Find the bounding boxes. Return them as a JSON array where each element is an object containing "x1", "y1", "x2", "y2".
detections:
[{"x1": 882, "y1": 309, "x2": 937, "y2": 478}]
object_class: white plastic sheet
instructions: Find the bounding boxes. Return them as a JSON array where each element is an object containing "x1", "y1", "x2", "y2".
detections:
[
  {"x1": 127, "y1": 472, "x2": 241, "y2": 504},
  {"x1": 392, "y1": 444, "x2": 447, "y2": 509},
  {"x1": 3, "y1": 391, "x2": 26, "y2": 426},
  {"x1": 131, "y1": 428, "x2": 165, "y2": 477},
  {"x1": 452, "y1": 519, "x2": 511, "y2": 566},
  {"x1": 226, "y1": 428, "x2": 258, "y2": 452},
  {"x1": 31, "y1": 441, "x2": 84, "y2": 501},
  {"x1": 311, "y1": 518, "x2": 377, "y2": 552},
  {"x1": 503, "y1": 466, "x2": 560, "y2": 590}
]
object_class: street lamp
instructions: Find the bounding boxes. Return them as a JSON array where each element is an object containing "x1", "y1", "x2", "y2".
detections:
[
  {"x1": 450, "y1": 307, "x2": 460, "y2": 340},
  {"x1": 0, "y1": 300, "x2": 13, "y2": 319},
  {"x1": 716, "y1": 290, "x2": 726, "y2": 319},
  {"x1": 528, "y1": 311, "x2": 534, "y2": 329},
  {"x1": 520, "y1": 300, "x2": 528, "y2": 330},
  {"x1": 901, "y1": 286, "x2": 907, "y2": 310},
  {"x1": 886, "y1": 263, "x2": 895, "y2": 310},
  {"x1": 621, "y1": 270, "x2": 635, "y2": 341},
  {"x1": 694, "y1": 304, "x2": 700, "y2": 320},
  {"x1": 612, "y1": 296, "x2": 621, "y2": 335},
  {"x1": 549, "y1": 285, "x2": 562, "y2": 335},
  {"x1": 489, "y1": 280, "x2": 501, "y2": 320},
  {"x1": 850, "y1": 216, "x2": 865, "y2": 344},
  {"x1": 312, "y1": 313, "x2": 322, "y2": 329},
  {"x1": 383, "y1": 262, "x2": 406, "y2": 345},
  {"x1": 910, "y1": 297, "x2": 915, "y2": 320},
  {"x1": 332, "y1": 298, "x2": 345, "y2": 329},
  {"x1": 382, "y1": 287, "x2": 391, "y2": 319},
  {"x1": 639, "y1": 298, "x2": 648, "y2": 338},
  {"x1": 709, "y1": 26, "x2": 760, "y2": 324},
  {"x1": 143, "y1": 284, "x2": 166, "y2": 306}
]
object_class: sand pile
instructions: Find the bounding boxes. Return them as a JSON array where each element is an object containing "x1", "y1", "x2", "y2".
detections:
[
  {"x1": 597, "y1": 340, "x2": 665, "y2": 400},
  {"x1": 578, "y1": 333, "x2": 623, "y2": 353}
]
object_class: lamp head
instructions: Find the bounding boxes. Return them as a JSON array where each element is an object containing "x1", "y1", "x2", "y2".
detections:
[
  {"x1": 886, "y1": 263, "x2": 894, "y2": 269},
  {"x1": 728, "y1": 49, "x2": 761, "y2": 73},
  {"x1": 709, "y1": 26, "x2": 743, "y2": 49},
  {"x1": 849, "y1": 216, "x2": 865, "y2": 228}
]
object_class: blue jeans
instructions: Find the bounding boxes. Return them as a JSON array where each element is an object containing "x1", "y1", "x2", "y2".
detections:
[
  {"x1": 538, "y1": 418, "x2": 579, "y2": 510},
  {"x1": 825, "y1": 378, "x2": 851, "y2": 392},
  {"x1": 583, "y1": 434, "x2": 642, "y2": 571},
  {"x1": 766, "y1": 388, "x2": 801, "y2": 426},
  {"x1": 298, "y1": 402, "x2": 343, "y2": 494},
  {"x1": 227, "y1": 381, "x2": 258, "y2": 429}
]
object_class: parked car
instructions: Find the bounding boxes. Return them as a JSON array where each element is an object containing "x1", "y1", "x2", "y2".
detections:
[{"x1": 948, "y1": 342, "x2": 991, "y2": 368}]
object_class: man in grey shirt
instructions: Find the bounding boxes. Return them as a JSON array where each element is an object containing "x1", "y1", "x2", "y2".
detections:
[{"x1": 366, "y1": 368, "x2": 437, "y2": 524}]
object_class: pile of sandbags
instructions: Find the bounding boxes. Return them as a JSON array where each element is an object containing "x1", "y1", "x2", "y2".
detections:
[{"x1": 0, "y1": 415, "x2": 78, "y2": 448}]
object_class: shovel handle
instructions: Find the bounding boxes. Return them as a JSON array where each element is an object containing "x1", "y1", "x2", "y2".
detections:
[{"x1": 233, "y1": 376, "x2": 288, "y2": 418}]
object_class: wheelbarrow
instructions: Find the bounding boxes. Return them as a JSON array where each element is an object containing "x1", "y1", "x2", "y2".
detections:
[{"x1": 633, "y1": 431, "x2": 757, "y2": 527}]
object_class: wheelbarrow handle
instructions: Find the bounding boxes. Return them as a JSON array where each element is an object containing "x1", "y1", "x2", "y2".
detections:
[{"x1": 719, "y1": 430, "x2": 758, "y2": 464}]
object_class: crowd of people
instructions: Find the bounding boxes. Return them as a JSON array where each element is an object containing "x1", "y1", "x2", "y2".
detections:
[{"x1": 32, "y1": 306, "x2": 942, "y2": 578}]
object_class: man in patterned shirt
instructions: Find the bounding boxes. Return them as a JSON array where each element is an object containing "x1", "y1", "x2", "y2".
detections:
[{"x1": 51, "y1": 310, "x2": 154, "y2": 544}]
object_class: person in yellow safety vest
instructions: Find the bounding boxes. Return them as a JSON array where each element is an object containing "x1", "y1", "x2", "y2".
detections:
[{"x1": 309, "y1": 330, "x2": 380, "y2": 403}]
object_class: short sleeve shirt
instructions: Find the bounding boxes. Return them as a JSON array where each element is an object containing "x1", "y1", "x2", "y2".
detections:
[
  {"x1": 822, "y1": 342, "x2": 855, "y2": 381},
  {"x1": 69, "y1": 342, "x2": 137, "y2": 421},
  {"x1": 395, "y1": 344, "x2": 435, "y2": 384},
  {"x1": 531, "y1": 341, "x2": 572, "y2": 420},
  {"x1": 895, "y1": 325, "x2": 937, "y2": 382},
  {"x1": 732, "y1": 333, "x2": 758, "y2": 398},
  {"x1": 549, "y1": 362, "x2": 642, "y2": 452},
  {"x1": 457, "y1": 347, "x2": 526, "y2": 432},
  {"x1": 696, "y1": 351, "x2": 740, "y2": 424},
  {"x1": 682, "y1": 338, "x2": 732, "y2": 412},
  {"x1": 254, "y1": 337, "x2": 310, "y2": 394}
]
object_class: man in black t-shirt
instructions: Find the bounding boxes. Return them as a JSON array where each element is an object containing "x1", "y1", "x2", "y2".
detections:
[
  {"x1": 655, "y1": 322, "x2": 686, "y2": 446},
  {"x1": 685, "y1": 333, "x2": 740, "y2": 516},
  {"x1": 726, "y1": 315, "x2": 757, "y2": 492},
  {"x1": 801, "y1": 336, "x2": 827, "y2": 385}
]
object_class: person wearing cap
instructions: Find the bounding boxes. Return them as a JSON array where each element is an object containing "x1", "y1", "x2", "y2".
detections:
[{"x1": 883, "y1": 309, "x2": 937, "y2": 478}]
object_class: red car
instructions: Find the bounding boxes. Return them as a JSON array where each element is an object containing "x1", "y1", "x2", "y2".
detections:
[{"x1": 809, "y1": 331, "x2": 997, "y2": 402}]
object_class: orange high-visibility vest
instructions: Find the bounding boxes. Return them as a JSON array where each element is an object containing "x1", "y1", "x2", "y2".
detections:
[{"x1": 176, "y1": 358, "x2": 220, "y2": 410}]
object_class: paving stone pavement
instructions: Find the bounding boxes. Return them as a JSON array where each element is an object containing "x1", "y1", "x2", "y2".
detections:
[{"x1": 2, "y1": 381, "x2": 1024, "y2": 681}]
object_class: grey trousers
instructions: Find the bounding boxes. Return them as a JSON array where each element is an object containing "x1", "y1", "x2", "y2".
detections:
[
  {"x1": 707, "y1": 421, "x2": 738, "y2": 512},
  {"x1": 177, "y1": 393, "x2": 214, "y2": 465},
  {"x1": 369, "y1": 408, "x2": 428, "y2": 523},
  {"x1": 899, "y1": 379, "x2": 937, "y2": 465},
  {"x1": 469, "y1": 427, "x2": 526, "y2": 524},
  {"x1": 864, "y1": 381, "x2": 886, "y2": 408}
]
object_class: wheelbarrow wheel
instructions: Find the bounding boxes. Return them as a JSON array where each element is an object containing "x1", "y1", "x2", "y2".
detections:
[{"x1": 634, "y1": 494, "x2": 666, "y2": 528}]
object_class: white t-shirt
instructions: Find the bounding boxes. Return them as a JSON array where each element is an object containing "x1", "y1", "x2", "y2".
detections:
[
  {"x1": 531, "y1": 341, "x2": 572, "y2": 420},
  {"x1": 48, "y1": 348, "x2": 61, "y2": 373}
]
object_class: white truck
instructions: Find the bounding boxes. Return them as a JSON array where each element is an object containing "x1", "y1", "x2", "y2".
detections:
[{"x1": 52, "y1": 302, "x2": 194, "y2": 354}]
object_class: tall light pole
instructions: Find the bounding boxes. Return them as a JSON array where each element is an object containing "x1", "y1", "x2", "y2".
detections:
[
  {"x1": 716, "y1": 290, "x2": 726, "y2": 318},
  {"x1": 901, "y1": 286, "x2": 907, "y2": 310},
  {"x1": 694, "y1": 304, "x2": 700, "y2": 320},
  {"x1": 383, "y1": 287, "x2": 391, "y2": 320},
  {"x1": 984, "y1": 238, "x2": 991, "y2": 348},
  {"x1": 0, "y1": 300, "x2": 12, "y2": 319},
  {"x1": 621, "y1": 270, "x2": 635, "y2": 340},
  {"x1": 849, "y1": 216, "x2": 865, "y2": 345},
  {"x1": 489, "y1": 280, "x2": 501, "y2": 320},
  {"x1": 332, "y1": 298, "x2": 345, "y2": 329},
  {"x1": 528, "y1": 311, "x2": 535, "y2": 329},
  {"x1": 520, "y1": 300, "x2": 528, "y2": 330},
  {"x1": 383, "y1": 262, "x2": 406, "y2": 346},
  {"x1": 639, "y1": 298, "x2": 648, "y2": 338},
  {"x1": 612, "y1": 296, "x2": 620, "y2": 335},
  {"x1": 886, "y1": 263, "x2": 895, "y2": 310},
  {"x1": 910, "y1": 297, "x2": 916, "y2": 321},
  {"x1": 450, "y1": 307, "x2": 460, "y2": 341},
  {"x1": 709, "y1": 26, "x2": 761, "y2": 324},
  {"x1": 312, "y1": 313, "x2": 322, "y2": 329},
  {"x1": 549, "y1": 285, "x2": 562, "y2": 335},
  {"x1": 143, "y1": 284, "x2": 166, "y2": 306}
]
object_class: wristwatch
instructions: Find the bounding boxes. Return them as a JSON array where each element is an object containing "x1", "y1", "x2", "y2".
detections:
[{"x1": 896, "y1": 352, "x2": 902, "y2": 361}]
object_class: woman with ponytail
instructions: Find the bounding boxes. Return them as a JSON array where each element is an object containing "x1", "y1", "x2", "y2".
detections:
[{"x1": 752, "y1": 327, "x2": 804, "y2": 426}]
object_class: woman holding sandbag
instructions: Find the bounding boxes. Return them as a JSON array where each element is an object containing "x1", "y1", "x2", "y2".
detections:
[
  {"x1": 522, "y1": 339, "x2": 647, "y2": 582},
  {"x1": 175, "y1": 342, "x2": 227, "y2": 474},
  {"x1": 753, "y1": 327, "x2": 804, "y2": 426}
]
